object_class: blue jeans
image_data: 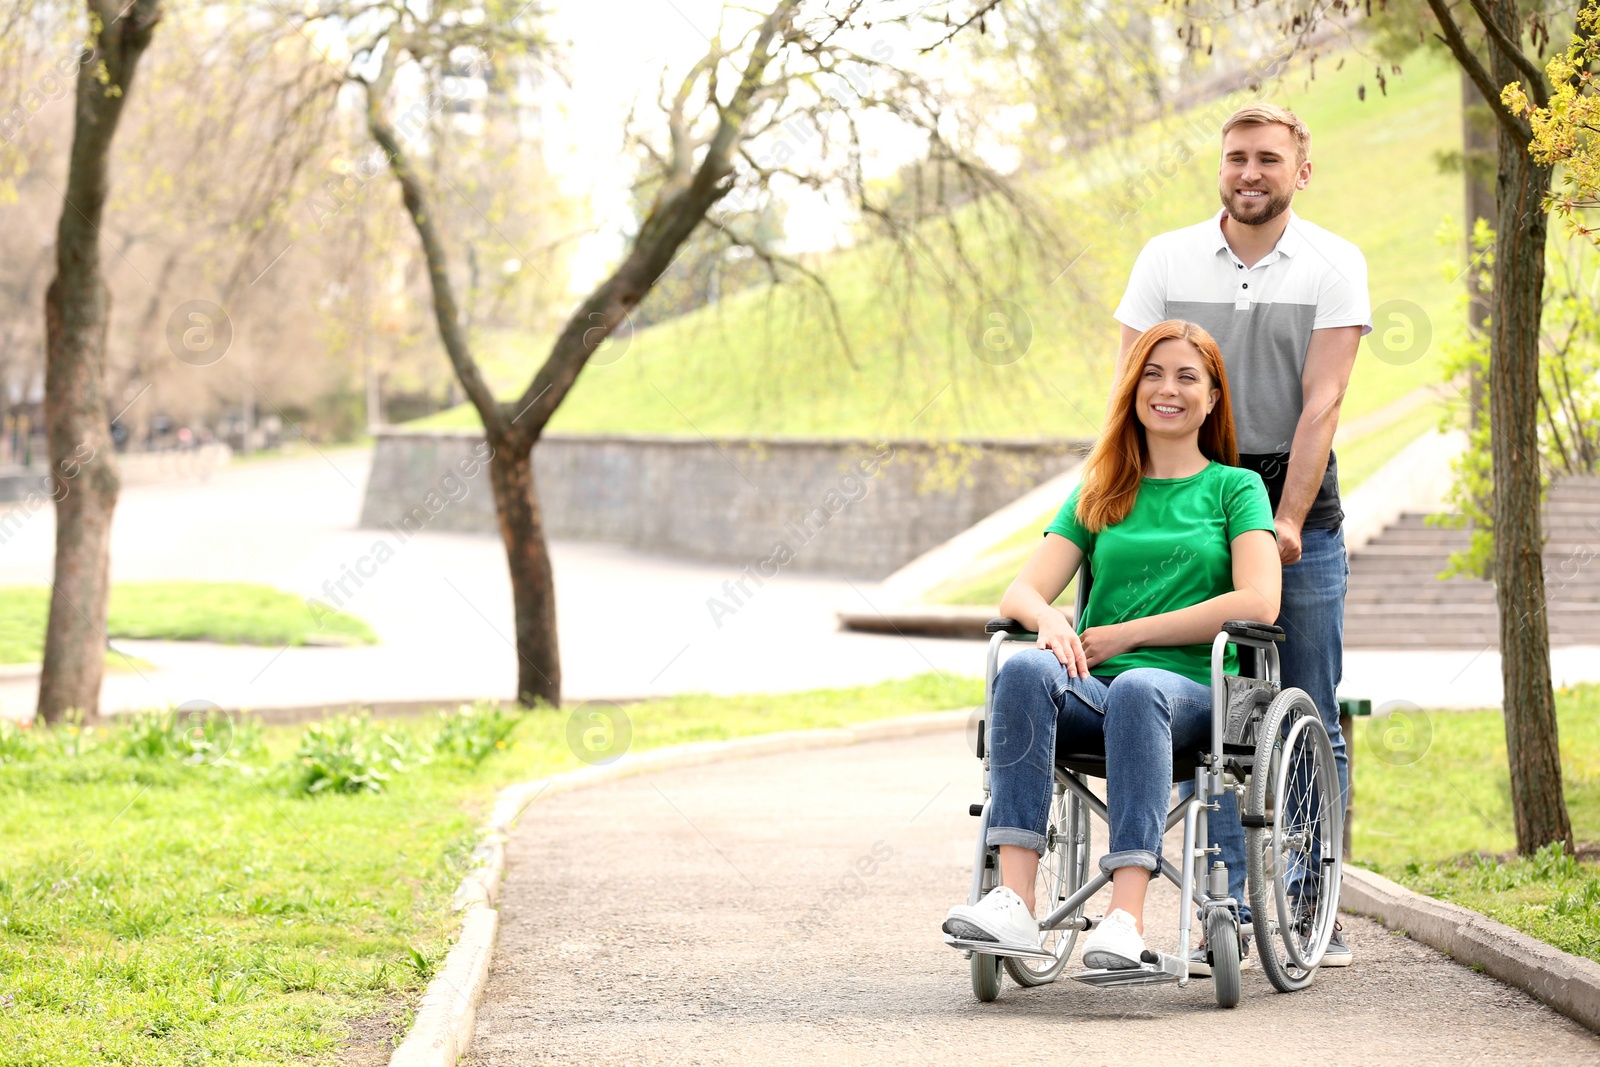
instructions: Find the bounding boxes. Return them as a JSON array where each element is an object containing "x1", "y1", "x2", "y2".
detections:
[
  {"x1": 986, "y1": 649, "x2": 1212, "y2": 876},
  {"x1": 1184, "y1": 524, "x2": 1350, "y2": 919}
]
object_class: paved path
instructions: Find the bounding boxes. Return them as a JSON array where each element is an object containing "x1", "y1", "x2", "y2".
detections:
[
  {"x1": 468, "y1": 730, "x2": 1600, "y2": 1066},
  {"x1": 0, "y1": 450, "x2": 980, "y2": 718},
  {"x1": 1, "y1": 447, "x2": 1597, "y2": 720}
]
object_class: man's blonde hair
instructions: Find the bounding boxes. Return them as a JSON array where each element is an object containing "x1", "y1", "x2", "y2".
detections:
[{"x1": 1220, "y1": 104, "x2": 1311, "y2": 167}]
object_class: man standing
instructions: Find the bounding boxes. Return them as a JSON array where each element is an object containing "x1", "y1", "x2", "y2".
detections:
[{"x1": 1112, "y1": 103, "x2": 1370, "y2": 968}]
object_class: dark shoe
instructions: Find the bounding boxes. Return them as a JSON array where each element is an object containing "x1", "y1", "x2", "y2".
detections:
[
  {"x1": 1320, "y1": 921, "x2": 1352, "y2": 967},
  {"x1": 1187, "y1": 927, "x2": 1253, "y2": 977}
]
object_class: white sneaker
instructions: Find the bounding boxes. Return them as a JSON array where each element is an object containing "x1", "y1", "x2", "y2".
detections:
[
  {"x1": 942, "y1": 886, "x2": 1040, "y2": 952},
  {"x1": 1080, "y1": 909, "x2": 1145, "y2": 970}
]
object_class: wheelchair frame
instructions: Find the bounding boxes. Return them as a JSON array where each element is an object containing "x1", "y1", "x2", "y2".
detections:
[{"x1": 947, "y1": 571, "x2": 1344, "y2": 1005}]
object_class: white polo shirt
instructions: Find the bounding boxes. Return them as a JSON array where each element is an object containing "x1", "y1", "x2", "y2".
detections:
[{"x1": 1114, "y1": 208, "x2": 1371, "y2": 528}]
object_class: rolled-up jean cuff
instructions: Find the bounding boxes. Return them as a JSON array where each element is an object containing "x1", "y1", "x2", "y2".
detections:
[
  {"x1": 1099, "y1": 849, "x2": 1159, "y2": 875},
  {"x1": 986, "y1": 827, "x2": 1046, "y2": 853}
]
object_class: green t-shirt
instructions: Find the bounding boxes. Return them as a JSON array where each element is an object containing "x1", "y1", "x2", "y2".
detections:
[{"x1": 1046, "y1": 461, "x2": 1276, "y2": 685}]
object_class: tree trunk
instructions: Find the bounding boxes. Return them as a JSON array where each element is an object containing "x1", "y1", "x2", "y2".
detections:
[
  {"x1": 1487, "y1": 2, "x2": 1574, "y2": 855},
  {"x1": 486, "y1": 439, "x2": 561, "y2": 707},
  {"x1": 37, "y1": 0, "x2": 162, "y2": 724},
  {"x1": 1461, "y1": 70, "x2": 1495, "y2": 432}
]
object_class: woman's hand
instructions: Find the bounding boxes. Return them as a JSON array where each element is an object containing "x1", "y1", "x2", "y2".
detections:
[
  {"x1": 1080, "y1": 623, "x2": 1139, "y2": 669},
  {"x1": 1035, "y1": 608, "x2": 1089, "y2": 678}
]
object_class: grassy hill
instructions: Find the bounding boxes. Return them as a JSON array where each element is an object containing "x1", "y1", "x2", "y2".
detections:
[{"x1": 411, "y1": 45, "x2": 1470, "y2": 441}]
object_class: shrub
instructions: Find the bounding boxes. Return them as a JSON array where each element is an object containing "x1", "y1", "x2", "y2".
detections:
[
  {"x1": 430, "y1": 703, "x2": 521, "y2": 766},
  {"x1": 38, "y1": 712, "x2": 100, "y2": 759},
  {"x1": 120, "y1": 707, "x2": 262, "y2": 766},
  {"x1": 292, "y1": 713, "x2": 415, "y2": 795},
  {"x1": 0, "y1": 717, "x2": 36, "y2": 763}
]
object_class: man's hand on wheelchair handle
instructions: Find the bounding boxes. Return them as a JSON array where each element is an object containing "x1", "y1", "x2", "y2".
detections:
[
  {"x1": 1033, "y1": 608, "x2": 1090, "y2": 678},
  {"x1": 1274, "y1": 515, "x2": 1303, "y2": 566}
]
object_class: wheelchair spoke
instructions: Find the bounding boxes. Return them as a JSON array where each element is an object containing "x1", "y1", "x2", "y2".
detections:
[
  {"x1": 1004, "y1": 782, "x2": 1088, "y2": 987},
  {"x1": 1248, "y1": 690, "x2": 1343, "y2": 992}
]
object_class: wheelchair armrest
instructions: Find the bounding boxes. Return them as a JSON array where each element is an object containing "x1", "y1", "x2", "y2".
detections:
[
  {"x1": 985, "y1": 618, "x2": 1036, "y2": 636},
  {"x1": 1222, "y1": 620, "x2": 1285, "y2": 645}
]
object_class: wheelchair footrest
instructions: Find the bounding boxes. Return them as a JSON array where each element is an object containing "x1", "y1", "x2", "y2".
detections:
[
  {"x1": 942, "y1": 933, "x2": 1058, "y2": 961},
  {"x1": 1070, "y1": 951, "x2": 1187, "y2": 988}
]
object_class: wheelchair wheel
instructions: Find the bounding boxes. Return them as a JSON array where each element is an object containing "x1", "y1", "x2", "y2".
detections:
[
  {"x1": 1004, "y1": 782, "x2": 1089, "y2": 987},
  {"x1": 1205, "y1": 908, "x2": 1242, "y2": 1009},
  {"x1": 1244, "y1": 688, "x2": 1343, "y2": 993},
  {"x1": 971, "y1": 951, "x2": 1002, "y2": 1002}
]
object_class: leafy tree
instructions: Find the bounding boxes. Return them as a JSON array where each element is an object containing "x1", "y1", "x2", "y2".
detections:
[
  {"x1": 335, "y1": 0, "x2": 1062, "y2": 706},
  {"x1": 1166, "y1": 0, "x2": 1582, "y2": 854},
  {"x1": 1505, "y1": 0, "x2": 1600, "y2": 244}
]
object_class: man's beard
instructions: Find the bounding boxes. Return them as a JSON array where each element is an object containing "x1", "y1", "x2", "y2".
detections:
[{"x1": 1220, "y1": 185, "x2": 1293, "y2": 226}]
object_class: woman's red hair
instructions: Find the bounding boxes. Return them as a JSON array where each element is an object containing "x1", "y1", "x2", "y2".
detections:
[{"x1": 1076, "y1": 320, "x2": 1239, "y2": 532}]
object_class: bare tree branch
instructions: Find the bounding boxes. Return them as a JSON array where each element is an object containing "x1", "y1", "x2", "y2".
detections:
[
  {"x1": 1424, "y1": 0, "x2": 1535, "y2": 143},
  {"x1": 1461, "y1": 0, "x2": 1549, "y2": 107},
  {"x1": 359, "y1": 44, "x2": 505, "y2": 438},
  {"x1": 919, "y1": 0, "x2": 1005, "y2": 54}
]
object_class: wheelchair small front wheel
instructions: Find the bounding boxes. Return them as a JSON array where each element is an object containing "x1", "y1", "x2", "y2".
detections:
[
  {"x1": 971, "y1": 951, "x2": 1003, "y2": 1002},
  {"x1": 1206, "y1": 909, "x2": 1241, "y2": 1009},
  {"x1": 1244, "y1": 688, "x2": 1343, "y2": 993}
]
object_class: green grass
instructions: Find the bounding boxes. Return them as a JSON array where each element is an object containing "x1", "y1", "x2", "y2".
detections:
[
  {"x1": 1333, "y1": 397, "x2": 1453, "y2": 493},
  {"x1": 5, "y1": 667, "x2": 1594, "y2": 1067},
  {"x1": 926, "y1": 508, "x2": 1063, "y2": 609},
  {"x1": 0, "y1": 673, "x2": 982, "y2": 1066},
  {"x1": 1353, "y1": 684, "x2": 1600, "y2": 961},
  {"x1": 411, "y1": 46, "x2": 1474, "y2": 441},
  {"x1": 0, "y1": 583, "x2": 376, "y2": 665}
]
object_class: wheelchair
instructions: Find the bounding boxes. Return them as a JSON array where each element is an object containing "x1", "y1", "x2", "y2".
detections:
[{"x1": 946, "y1": 570, "x2": 1344, "y2": 1008}]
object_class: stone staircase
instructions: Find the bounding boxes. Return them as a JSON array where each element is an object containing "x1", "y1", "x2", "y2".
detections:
[{"x1": 1345, "y1": 476, "x2": 1600, "y2": 649}]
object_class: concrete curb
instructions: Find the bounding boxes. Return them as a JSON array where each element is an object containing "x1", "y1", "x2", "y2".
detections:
[
  {"x1": 385, "y1": 706, "x2": 975, "y2": 1066},
  {"x1": 1342, "y1": 864, "x2": 1600, "y2": 1034}
]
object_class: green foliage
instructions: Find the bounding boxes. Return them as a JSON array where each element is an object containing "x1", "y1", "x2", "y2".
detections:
[
  {"x1": 1390, "y1": 844, "x2": 1600, "y2": 962},
  {"x1": 1534, "y1": 250, "x2": 1600, "y2": 475},
  {"x1": 35, "y1": 711, "x2": 102, "y2": 760},
  {"x1": 431, "y1": 702, "x2": 522, "y2": 766},
  {"x1": 0, "y1": 716, "x2": 473, "y2": 1066},
  {"x1": 1432, "y1": 217, "x2": 1498, "y2": 578},
  {"x1": 291, "y1": 713, "x2": 418, "y2": 795},
  {"x1": 1504, "y1": 0, "x2": 1600, "y2": 247},
  {"x1": 1433, "y1": 223, "x2": 1600, "y2": 578},
  {"x1": 410, "y1": 46, "x2": 1468, "y2": 441},
  {"x1": 0, "y1": 719, "x2": 36, "y2": 764},
  {"x1": 119, "y1": 707, "x2": 264, "y2": 767},
  {"x1": 1357, "y1": 683, "x2": 1600, "y2": 960}
]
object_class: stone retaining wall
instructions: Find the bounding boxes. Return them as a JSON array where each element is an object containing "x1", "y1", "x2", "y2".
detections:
[{"x1": 358, "y1": 430, "x2": 1088, "y2": 578}]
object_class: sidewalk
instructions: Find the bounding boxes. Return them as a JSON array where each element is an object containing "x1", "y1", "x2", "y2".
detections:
[
  {"x1": 0, "y1": 448, "x2": 983, "y2": 719},
  {"x1": 464, "y1": 729, "x2": 1600, "y2": 1064}
]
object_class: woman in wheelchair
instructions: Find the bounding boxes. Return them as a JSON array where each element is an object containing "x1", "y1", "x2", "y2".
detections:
[{"x1": 942, "y1": 319, "x2": 1280, "y2": 971}]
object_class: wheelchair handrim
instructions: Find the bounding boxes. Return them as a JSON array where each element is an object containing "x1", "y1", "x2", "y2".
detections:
[{"x1": 1271, "y1": 712, "x2": 1341, "y2": 972}]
